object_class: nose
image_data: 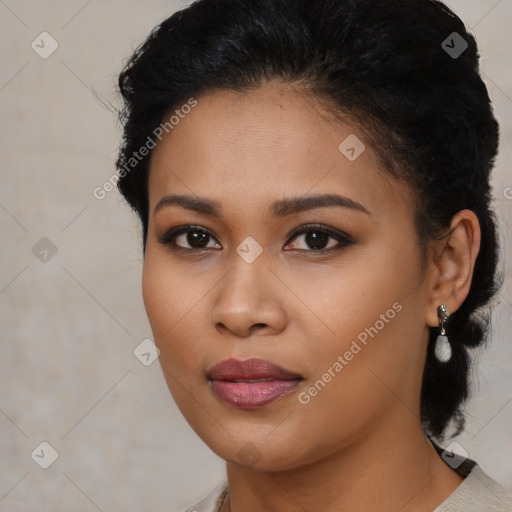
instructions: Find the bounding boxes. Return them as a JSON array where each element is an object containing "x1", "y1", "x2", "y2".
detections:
[{"x1": 209, "y1": 255, "x2": 287, "y2": 339}]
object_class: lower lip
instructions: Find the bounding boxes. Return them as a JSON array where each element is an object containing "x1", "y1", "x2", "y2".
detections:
[{"x1": 210, "y1": 379, "x2": 302, "y2": 408}]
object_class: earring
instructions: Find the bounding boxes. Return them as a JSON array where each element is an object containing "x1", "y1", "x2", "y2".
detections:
[{"x1": 434, "y1": 304, "x2": 451, "y2": 363}]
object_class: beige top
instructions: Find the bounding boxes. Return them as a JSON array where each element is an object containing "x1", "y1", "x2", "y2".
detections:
[{"x1": 183, "y1": 455, "x2": 512, "y2": 511}]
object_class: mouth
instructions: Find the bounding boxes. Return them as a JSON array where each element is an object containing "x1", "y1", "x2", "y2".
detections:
[{"x1": 207, "y1": 358, "x2": 303, "y2": 408}]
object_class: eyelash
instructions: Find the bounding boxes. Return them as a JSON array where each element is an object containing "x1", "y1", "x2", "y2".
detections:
[{"x1": 157, "y1": 223, "x2": 355, "y2": 255}]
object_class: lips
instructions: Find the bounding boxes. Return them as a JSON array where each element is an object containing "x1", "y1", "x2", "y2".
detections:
[{"x1": 207, "y1": 358, "x2": 303, "y2": 408}]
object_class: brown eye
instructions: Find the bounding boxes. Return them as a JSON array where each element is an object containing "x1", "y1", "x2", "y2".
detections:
[
  {"x1": 158, "y1": 226, "x2": 221, "y2": 250},
  {"x1": 284, "y1": 224, "x2": 354, "y2": 253},
  {"x1": 158, "y1": 223, "x2": 354, "y2": 254},
  {"x1": 287, "y1": 230, "x2": 336, "y2": 251}
]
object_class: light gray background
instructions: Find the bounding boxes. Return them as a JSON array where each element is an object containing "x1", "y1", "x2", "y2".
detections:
[{"x1": 0, "y1": 1, "x2": 511, "y2": 511}]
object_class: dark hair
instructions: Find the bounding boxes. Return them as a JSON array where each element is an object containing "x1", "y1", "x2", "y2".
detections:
[{"x1": 115, "y1": 0, "x2": 501, "y2": 440}]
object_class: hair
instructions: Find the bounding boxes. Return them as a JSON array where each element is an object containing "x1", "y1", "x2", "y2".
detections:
[{"x1": 115, "y1": 0, "x2": 501, "y2": 440}]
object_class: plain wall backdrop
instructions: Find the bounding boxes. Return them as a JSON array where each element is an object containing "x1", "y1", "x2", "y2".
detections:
[{"x1": 1, "y1": 1, "x2": 511, "y2": 511}]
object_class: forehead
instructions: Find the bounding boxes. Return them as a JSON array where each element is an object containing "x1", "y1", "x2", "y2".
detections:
[{"x1": 147, "y1": 84, "x2": 413, "y2": 219}]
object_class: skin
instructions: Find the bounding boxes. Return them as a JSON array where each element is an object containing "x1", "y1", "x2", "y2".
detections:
[{"x1": 142, "y1": 82, "x2": 481, "y2": 511}]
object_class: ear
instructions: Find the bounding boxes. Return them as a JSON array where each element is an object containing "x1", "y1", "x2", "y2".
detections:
[{"x1": 425, "y1": 209, "x2": 481, "y2": 328}]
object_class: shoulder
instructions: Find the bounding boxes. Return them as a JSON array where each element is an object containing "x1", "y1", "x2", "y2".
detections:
[
  {"x1": 178, "y1": 462, "x2": 512, "y2": 512},
  {"x1": 434, "y1": 462, "x2": 512, "y2": 511},
  {"x1": 181, "y1": 480, "x2": 228, "y2": 512}
]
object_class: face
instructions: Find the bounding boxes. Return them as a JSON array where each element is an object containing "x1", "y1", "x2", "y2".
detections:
[{"x1": 143, "y1": 83, "x2": 432, "y2": 471}]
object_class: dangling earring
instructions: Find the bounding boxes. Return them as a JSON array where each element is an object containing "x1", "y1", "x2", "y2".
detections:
[{"x1": 434, "y1": 304, "x2": 451, "y2": 363}]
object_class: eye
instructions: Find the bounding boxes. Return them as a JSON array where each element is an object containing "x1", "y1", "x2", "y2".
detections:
[
  {"x1": 158, "y1": 225, "x2": 221, "y2": 250},
  {"x1": 158, "y1": 223, "x2": 354, "y2": 254},
  {"x1": 284, "y1": 224, "x2": 354, "y2": 253}
]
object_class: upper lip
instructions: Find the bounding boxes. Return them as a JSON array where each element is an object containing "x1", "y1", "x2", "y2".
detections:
[{"x1": 207, "y1": 358, "x2": 303, "y2": 382}]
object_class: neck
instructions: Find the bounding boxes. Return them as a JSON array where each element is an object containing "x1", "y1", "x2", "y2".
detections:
[{"x1": 224, "y1": 415, "x2": 463, "y2": 512}]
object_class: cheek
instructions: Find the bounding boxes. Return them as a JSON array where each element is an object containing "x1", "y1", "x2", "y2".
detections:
[
  {"x1": 141, "y1": 254, "x2": 207, "y2": 414},
  {"x1": 303, "y1": 248, "x2": 410, "y2": 346},
  {"x1": 142, "y1": 250, "x2": 199, "y2": 339},
  {"x1": 142, "y1": 255, "x2": 169, "y2": 337},
  {"x1": 142, "y1": 253, "x2": 191, "y2": 380},
  {"x1": 141, "y1": 250, "x2": 211, "y2": 375},
  {"x1": 298, "y1": 240, "x2": 424, "y2": 393}
]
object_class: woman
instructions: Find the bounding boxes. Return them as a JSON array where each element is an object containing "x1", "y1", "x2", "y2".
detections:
[{"x1": 115, "y1": 0, "x2": 512, "y2": 510}]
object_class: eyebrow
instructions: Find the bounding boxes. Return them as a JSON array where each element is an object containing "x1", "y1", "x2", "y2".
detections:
[{"x1": 153, "y1": 193, "x2": 371, "y2": 218}]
